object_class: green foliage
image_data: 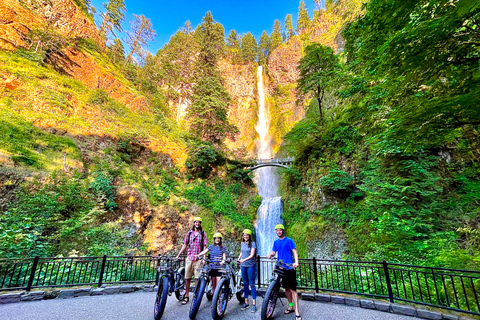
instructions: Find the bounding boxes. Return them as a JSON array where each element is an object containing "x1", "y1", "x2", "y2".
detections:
[
  {"x1": 0, "y1": 110, "x2": 80, "y2": 170},
  {"x1": 87, "y1": 89, "x2": 110, "y2": 105},
  {"x1": 185, "y1": 141, "x2": 220, "y2": 179},
  {"x1": 318, "y1": 169, "x2": 354, "y2": 196},
  {"x1": 0, "y1": 171, "x2": 135, "y2": 258},
  {"x1": 89, "y1": 171, "x2": 117, "y2": 211}
]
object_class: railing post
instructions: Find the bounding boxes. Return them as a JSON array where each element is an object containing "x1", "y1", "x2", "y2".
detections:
[
  {"x1": 26, "y1": 256, "x2": 39, "y2": 292},
  {"x1": 383, "y1": 260, "x2": 394, "y2": 303},
  {"x1": 98, "y1": 255, "x2": 107, "y2": 287},
  {"x1": 256, "y1": 255, "x2": 261, "y2": 286},
  {"x1": 313, "y1": 257, "x2": 319, "y2": 293}
]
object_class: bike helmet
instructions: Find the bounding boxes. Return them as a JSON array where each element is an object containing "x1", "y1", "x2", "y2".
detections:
[
  {"x1": 213, "y1": 232, "x2": 223, "y2": 238},
  {"x1": 274, "y1": 224, "x2": 285, "y2": 230},
  {"x1": 193, "y1": 216, "x2": 202, "y2": 222},
  {"x1": 243, "y1": 229, "x2": 252, "y2": 235}
]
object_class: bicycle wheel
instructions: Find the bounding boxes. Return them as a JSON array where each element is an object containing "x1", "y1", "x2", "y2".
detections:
[
  {"x1": 261, "y1": 279, "x2": 280, "y2": 320},
  {"x1": 211, "y1": 277, "x2": 229, "y2": 320},
  {"x1": 235, "y1": 276, "x2": 244, "y2": 303},
  {"x1": 189, "y1": 276, "x2": 207, "y2": 319},
  {"x1": 174, "y1": 267, "x2": 186, "y2": 301},
  {"x1": 154, "y1": 277, "x2": 169, "y2": 320}
]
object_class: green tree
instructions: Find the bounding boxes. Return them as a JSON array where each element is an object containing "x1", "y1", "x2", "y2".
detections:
[
  {"x1": 259, "y1": 30, "x2": 271, "y2": 57},
  {"x1": 271, "y1": 20, "x2": 283, "y2": 51},
  {"x1": 241, "y1": 32, "x2": 258, "y2": 62},
  {"x1": 98, "y1": 0, "x2": 126, "y2": 39},
  {"x1": 298, "y1": 43, "x2": 341, "y2": 124},
  {"x1": 227, "y1": 29, "x2": 240, "y2": 49},
  {"x1": 297, "y1": 0, "x2": 311, "y2": 34},
  {"x1": 187, "y1": 77, "x2": 239, "y2": 145},
  {"x1": 159, "y1": 26, "x2": 199, "y2": 120},
  {"x1": 108, "y1": 38, "x2": 125, "y2": 64},
  {"x1": 284, "y1": 14, "x2": 294, "y2": 40},
  {"x1": 125, "y1": 14, "x2": 156, "y2": 63},
  {"x1": 227, "y1": 29, "x2": 241, "y2": 62},
  {"x1": 195, "y1": 11, "x2": 226, "y2": 77}
]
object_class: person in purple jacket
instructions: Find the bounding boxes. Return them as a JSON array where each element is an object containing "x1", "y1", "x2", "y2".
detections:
[{"x1": 176, "y1": 217, "x2": 208, "y2": 305}]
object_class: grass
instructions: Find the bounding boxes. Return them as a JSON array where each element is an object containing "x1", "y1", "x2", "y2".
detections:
[{"x1": 0, "y1": 49, "x2": 188, "y2": 168}]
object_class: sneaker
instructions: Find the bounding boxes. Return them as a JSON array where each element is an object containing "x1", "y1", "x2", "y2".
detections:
[
  {"x1": 251, "y1": 305, "x2": 257, "y2": 313},
  {"x1": 241, "y1": 303, "x2": 250, "y2": 310}
]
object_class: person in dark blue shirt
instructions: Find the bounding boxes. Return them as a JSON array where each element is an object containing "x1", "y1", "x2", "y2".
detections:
[{"x1": 266, "y1": 224, "x2": 301, "y2": 320}]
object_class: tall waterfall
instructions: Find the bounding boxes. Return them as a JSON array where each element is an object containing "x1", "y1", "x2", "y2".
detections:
[{"x1": 254, "y1": 66, "x2": 284, "y2": 258}]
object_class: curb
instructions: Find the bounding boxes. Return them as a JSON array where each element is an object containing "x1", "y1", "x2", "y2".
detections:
[
  {"x1": 299, "y1": 292, "x2": 476, "y2": 320},
  {"x1": 0, "y1": 284, "x2": 155, "y2": 304},
  {"x1": 1, "y1": 287, "x2": 476, "y2": 320}
]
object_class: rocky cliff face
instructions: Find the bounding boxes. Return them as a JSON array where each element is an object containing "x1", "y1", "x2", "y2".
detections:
[
  {"x1": 0, "y1": 0, "x2": 146, "y2": 114},
  {"x1": 218, "y1": 59, "x2": 258, "y2": 156},
  {"x1": 0, "y1": 0, "x2": 103, "y2": 50},
  {"x1": 267, "y1": 37, "x2": 305, "y2": 150}
]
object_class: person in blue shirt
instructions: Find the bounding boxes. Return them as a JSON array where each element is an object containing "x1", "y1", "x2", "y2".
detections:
[
  {"x1": 196, "y1": 232, "x2": 226, "y2": 293},
  {"x1": 266, "y1": 224, "x2": 301, "y2": 320}
]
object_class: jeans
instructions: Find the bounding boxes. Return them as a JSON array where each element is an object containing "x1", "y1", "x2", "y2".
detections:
[{"x1": 241, "y1": 265, "x2": 257, "y2": 300}]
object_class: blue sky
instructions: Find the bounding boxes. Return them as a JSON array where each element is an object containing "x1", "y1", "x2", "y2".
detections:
[{"x1": 90, "y1": 0, "x2": 317, "y2": 55}]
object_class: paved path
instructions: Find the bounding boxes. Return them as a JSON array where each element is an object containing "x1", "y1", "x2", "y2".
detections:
[{"x1": 0, "y1": 291, "x2": 417, "y2": 320}]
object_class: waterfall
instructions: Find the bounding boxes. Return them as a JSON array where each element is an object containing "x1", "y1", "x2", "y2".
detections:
[{"x1": 254, "y1": 66, "x2": 284, "y2": 259}]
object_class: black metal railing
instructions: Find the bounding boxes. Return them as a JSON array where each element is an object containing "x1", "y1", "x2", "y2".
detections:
[{"x1": 1, "y1": 255, "x2": 479, "y2": 316}]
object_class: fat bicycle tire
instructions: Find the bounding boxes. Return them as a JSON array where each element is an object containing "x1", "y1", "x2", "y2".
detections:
[
  {"x1": 235, "y1": 278, "x2": 244, "y2": 303},
  {"x1": 154, "y1": 277, "x2": 169, "y2": 320},
  {"x1": 261, "y1": 279, "x2": 280, "y2": 320},
  {"x1": 211, "y1": 277, "x2": 230, "y2": 320},
  {"x1": 189, "y1": 276, "x2": 207, "y2": 319},
  {"x1": 174, "y1": 267, "x2": 186, "y2": 301}
]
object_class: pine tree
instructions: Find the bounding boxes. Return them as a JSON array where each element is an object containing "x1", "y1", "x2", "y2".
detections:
[
  {"x1": 259, "y1": 30, "x2": 271, "y2": 57},
  {"x1": 195, "y1": 12, "x2": 225, "y2": 77},
  {"x1": 159, "y1": 26, "x2": 199, "y2": 120},
  {"x1": 108, "y1": 38, "x2": 125, "y2": 64},
  {"x1": 187, "y1": 77, "x2": 239, "y2": 145},
  {"x1": 125, "y1": 14, "x2": 156, "y2": 63},
  {"x1": 241, "y1": 32, "x2": 258, "y2": 62},
  {"x1": 98, "y1": 0, "x2": 126, "y2": 39},
  {"x1": 297, "y1": 0, "x2": 311, "y2": 34},
  {"x1": 227, "y1": 30, "x2": 240, "y2": 49},
  {"x1": 284, "y1": 14, "x2": 294, "y2": 40},
  {"x1": 270, "y1": 20, "x2": 283, "y2": 51}
]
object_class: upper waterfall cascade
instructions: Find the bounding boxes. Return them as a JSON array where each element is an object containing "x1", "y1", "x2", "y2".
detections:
[{"x1": 254, "y1": 66, "x2": 284, "y2": 257}]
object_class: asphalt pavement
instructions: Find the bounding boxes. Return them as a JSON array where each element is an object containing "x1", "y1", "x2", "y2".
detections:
[{"x1": 0, "y1": 291, "x2": 420, "y2": 320}]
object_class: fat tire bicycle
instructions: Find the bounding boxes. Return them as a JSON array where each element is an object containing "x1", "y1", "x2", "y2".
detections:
[
  {"x1": 211, "y1": 259, "x2": 245, "y2": 320},
  {"x1": 260, "y1": 259, "x2": 295, "y2": 320},
  {"x1": 153, "y1": 256, "x2": 186, "y2": 320},
  {"x1": 189, "y1": 257, "x2": 213, "y2": 319}
]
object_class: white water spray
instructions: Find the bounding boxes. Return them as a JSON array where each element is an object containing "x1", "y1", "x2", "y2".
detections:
[{"x1": 254, "y1": 66, "x2": 284, "y2": 259}]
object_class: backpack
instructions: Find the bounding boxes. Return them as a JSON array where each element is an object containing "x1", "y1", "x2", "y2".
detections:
[{"x1": 185, "y1": 230, "x2": 205, "y2": 249}]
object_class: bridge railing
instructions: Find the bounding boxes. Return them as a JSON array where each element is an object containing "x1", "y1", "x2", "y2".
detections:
[{"x1": 1, "y1": 255, "x2": 479, "y2": 316}]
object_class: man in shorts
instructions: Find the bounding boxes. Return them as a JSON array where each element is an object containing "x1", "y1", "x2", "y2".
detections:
[
  {"x1": 176, "y1": 216, "x2": 208, "y2": 305},
  {"x1": 266, "y1": 224, "x2": 301, "y2": 320}
]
